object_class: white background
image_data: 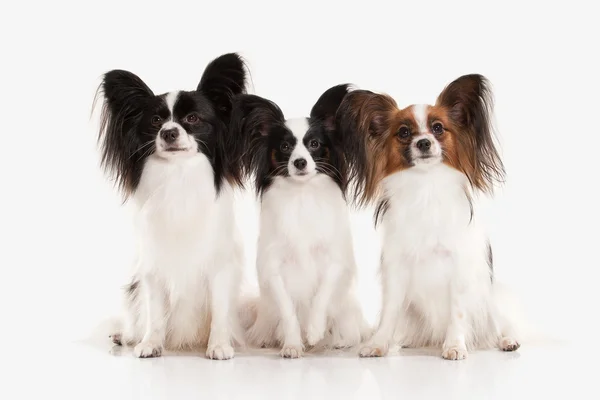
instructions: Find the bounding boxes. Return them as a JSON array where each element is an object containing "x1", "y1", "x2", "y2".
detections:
[{"x1": 2, "y1": 1, "x2": 599, "y2": 399}]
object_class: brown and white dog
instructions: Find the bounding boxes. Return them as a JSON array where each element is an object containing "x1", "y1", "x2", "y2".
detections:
[{"x1": 337, "y1": 74, "x2": 521, "y2": 360}]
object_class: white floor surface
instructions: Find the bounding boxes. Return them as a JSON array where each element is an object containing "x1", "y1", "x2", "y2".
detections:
[{"x1": 6, "y1": 338, "x2": 596, "y2": 400}]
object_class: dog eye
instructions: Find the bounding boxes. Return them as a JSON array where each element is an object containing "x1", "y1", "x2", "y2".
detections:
[
  {"x1": 186, "y1": 114, "x2": 199, "y2": 124},
  {"x1": 398, "y1": 126, "x2": 410, "y2": 138},
  {"x1": 432, "y1": 122, "x2": 444, "y2": 135},
  {"x1": 309, "y1": 139, "x2": 320, "y2": 149},
  {"x1": 151, "y1": 116, "x2": 162, "y2": 126},
  {"x1": 280, "y1": 142, "x2": 290, "y2": 153}
]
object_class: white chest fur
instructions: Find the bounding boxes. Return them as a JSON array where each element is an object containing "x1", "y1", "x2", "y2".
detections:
[
  {"x1": 373, "y1": 163, "x2": 495, "y2": 351},
  {"x1": 132, "y1": 154, "x2": 235, "y2": 269},
  {"x1": 248, "y1": 175, "x2": 365, "y2": 354},
  {"x1": 120, "y1": 153, "x2": 243, "y2": 357},
  {"x1": 258, "y1": 175, "x2": 352, "y2": 279}
]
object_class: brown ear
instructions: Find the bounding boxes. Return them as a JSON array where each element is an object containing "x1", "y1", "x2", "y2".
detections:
[
  {"x1": 338, "y1": 90, "x2": 397, "y2": 139},
  {"x1": 437, "y1": 74, "x2": 485, "y2": 127},
  {"x1": 336, "y1": 90, "x2": 397, "y2": 207},
  {"x1": 436, "y1": 74, "x2": 505, "y2": 194}
]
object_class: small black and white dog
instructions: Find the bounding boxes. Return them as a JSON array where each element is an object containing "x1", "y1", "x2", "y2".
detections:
[
  {"x1": 231, "y1": 85, "x2": 369, "y2": 358},
  {"x1": 96, "y1": 53, "x2": 247, "y2": 359}
]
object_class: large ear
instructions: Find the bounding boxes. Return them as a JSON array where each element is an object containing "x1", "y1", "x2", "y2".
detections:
[
  {"x1": 436, "y1": 74, "x2": 505, "y2": 193},
  {"x1": 95, "y1": 70, "x2": 154, "y2": 198},
  {"x1": 310, "y1": 84, "x2": 351, "y2": 132},
  {"x1": 229, "y1": 94, "x2": 285, "y2": 185},
  {"x1": 337, "y1": 90, "x2": 397, "y2": 139},
  {"x1": 197, "y1": 53, "x2": 247, "y2": 119},
  {"x1": 336, "y1": 89, "x2": 397, "y2": 206}
]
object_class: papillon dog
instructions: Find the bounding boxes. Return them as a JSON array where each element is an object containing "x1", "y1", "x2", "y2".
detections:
[
  {"x1": 337, "y1": 74, "x2": 520, "y2": 360},
  {"x1": 95, "y1": 53, "x2": 248, "y2": 360},
  {"x1": 231, "y1": 85, "x2": 369, "y2": 358}
]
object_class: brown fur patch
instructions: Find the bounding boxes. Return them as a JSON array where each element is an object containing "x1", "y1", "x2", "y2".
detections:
[
  {"x1": 383, "y1": 107, "x2": 420, "y2": 176},
  {"x1": 435, "y1": 74, "x2": 505, "y2": 193},
  {"x1": 337, "y1": 90, "x2": 399, "y2": 205}
]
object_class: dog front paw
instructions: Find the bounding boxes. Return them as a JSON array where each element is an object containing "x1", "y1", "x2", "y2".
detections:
[
  {"x1": 109, "y1": 333, "x2": 122, "y2": 346},
  {"x1": 359, "y1": 344, "x2": 388, "y2": 358},
  {"x1": 133, "y1": 341, "x2": 162, "y2": 358},
  {"x1": 442, "y1": 346, "x2": 468, "y2": 360},
  {"x1": 206, "y1": 344, "x2": 235, "y2": 360},
  {"x1": 500, "y1": 337, "x2": 520, "y2": 352},
  {"x1": 280, "y1": 344, "x2": 304, "y2": 359}
]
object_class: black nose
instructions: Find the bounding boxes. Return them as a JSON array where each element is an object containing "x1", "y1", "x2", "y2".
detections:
[
  {"x1": 417, "y1": 139, "x2": 431, "y2": 151},
  {"x1": 160, "y1": 128, "x2": 179, "y2": 144},
  {"x1": 293, "y1": 158, "x2": 307, "y2": 170}
]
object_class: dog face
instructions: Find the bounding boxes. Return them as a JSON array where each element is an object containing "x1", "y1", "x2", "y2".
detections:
[
  {"x1": 96, "y1": 53, "x2": 247, "y2": 197},
  {"x1": 230, "y1": 84, "x2": 351, "y2": 195}
]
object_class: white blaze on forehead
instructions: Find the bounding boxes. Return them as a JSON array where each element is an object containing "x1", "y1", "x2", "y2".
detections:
[
  {"x1": 158, "y1": 90, "x2": 190, "y2": 150},
  {"x1": 285, "y1": 118, "x2": 310, "y2": 142},
  {"x1": 412, "y1": 104, "x2": 429, "y2": 134},
  {"x1": 165, "y1": 91, "x2": 180, "y2": 119},
  {"x1": 285, "y1": 118, "x2": 314, "y2": 172}
]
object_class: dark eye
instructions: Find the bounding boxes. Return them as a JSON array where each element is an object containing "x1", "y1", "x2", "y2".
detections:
[
  {"x1": 432, "y1": 122, "x2": 444, "y2": 135},
  {"x1": 309, "y1": 139, "x2": 320, "y2": 149},
  {"x1": 280, "y1": 142, "x2": 290, "y2": 153},
  {"x1": 398, "y1": 126, "x2": 410, "y2": 138},
  {"x1": 151, "y1": 116, "x2": 162, "y2": 126},
  {"x1": 186, "y1": 114, "x2": 199, "y2": 124}
]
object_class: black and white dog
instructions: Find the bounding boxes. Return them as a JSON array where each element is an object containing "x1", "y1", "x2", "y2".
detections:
[
  {"x1": 96, "y1": 53, "x2": 247, "y2": 359},
  {"x1": 231, "y1": 85, "x2": 369, "y2": 358}
]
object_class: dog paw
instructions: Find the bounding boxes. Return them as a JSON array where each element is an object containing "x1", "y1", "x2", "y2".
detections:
[
  {"x1": 280, "y1": 344, "x2": 303, "y2": 359},
  {"x1": 359, "y1": 344, "x2": 387, "y2": 358},
  {"x1": 442, "y1": 346, "x2": 468, "y2": 360},
  {"x1": 109, "y1": 333, "x2": 122, "y2": 346},
  {"x1": 500, "y1": 337, "x2": 520, "y2": 352},
  {"x1": 133, "y1": 342, "x2": 162, "y2": 358},
  {"x1": 206, "y1": 344, "x2": 235, "y2": 360}
]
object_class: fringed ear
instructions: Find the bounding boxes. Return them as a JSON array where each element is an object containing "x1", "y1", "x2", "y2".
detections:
[
  {"x1": 310, "y1": 84, "x2": 351, "y2": 132},
  {"x1": 229, "y1": 94, "x2": 285, "y2": 194},
  {"x1": 197, "y1": 53, "x2": 248, "y2": 189},
  {"x1": 436, "y1": 74, "x2": 505, "y2": 194},
  {"x1": 197, "y1": 52, "x2": 247, "y2": 121},
  {"x1": 336, "y1": 89, "x2": 398, "y2": 206},
  {"x1": 95, "y1": 69, "x2": 154, "y2": 198}
]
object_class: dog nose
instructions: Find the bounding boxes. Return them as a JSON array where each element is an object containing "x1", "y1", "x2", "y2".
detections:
[
  {"x1": 293, "y1": 158, "x2": 307, "y2": 170},
  {"x1": 160, "y1": 128, "x2": 179, "y2": 144},
  {"x1": 417, "y1": 139, "x2": 431, "y2": 151}
]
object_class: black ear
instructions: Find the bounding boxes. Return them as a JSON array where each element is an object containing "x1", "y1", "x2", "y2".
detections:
[
  {"x1": 96, "y1": 70, "x2": 154, "y2": 197},
  {"x1": 102, "y1": 69, "x2": 154, "y2": 113},
  {"x1": 229, "y1": 94, "x2": 285, "y2": 188},
  {"x1": 436, "y1": 74, "x2": 505, "y2": 193},
  {"x1": 310, "y1": 84, "x2": 351, "y2": 131},
  {"x1": 197, "y1": 53, "x2": 247, "y2": 119},
  {"x1": 231, "y1": 94, "x2": 284, "y2": 137}
]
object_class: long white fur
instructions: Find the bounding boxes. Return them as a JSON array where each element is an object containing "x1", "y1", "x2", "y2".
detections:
[
  {"x1": 113, "y1": 92, "x2": 244, "y2": 360},
  {"x1": 245, "y1": 118, "x2": 368, "y2": 358},
  {"x1": 360, "y1": 106, "x2": 519, "y2": 360}
]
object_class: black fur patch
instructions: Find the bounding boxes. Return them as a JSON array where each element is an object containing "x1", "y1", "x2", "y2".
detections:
[
  {"x1": 486, "y1": 241, "x2": 494, "y2": 283},
  {"x1": 374, "y1": 198, "x2": 389, "y2": 227},
  {"x1": 464, "y1": 188, "x2": 474, "y2": 224},
  {"x1": 125, "y1": 279, "x2": 139, "y2": 299}
]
